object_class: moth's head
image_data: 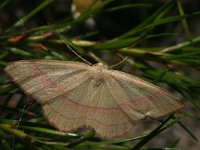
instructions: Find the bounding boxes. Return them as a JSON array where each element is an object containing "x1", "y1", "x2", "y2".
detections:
[{"x1": 92, "y1": 63, "x2": 108, "y2": 69}]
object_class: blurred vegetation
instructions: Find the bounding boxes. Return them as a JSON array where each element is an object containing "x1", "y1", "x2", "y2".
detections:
[{"x1": 0, "y1": 0, "x2": 200, "y2": 149}]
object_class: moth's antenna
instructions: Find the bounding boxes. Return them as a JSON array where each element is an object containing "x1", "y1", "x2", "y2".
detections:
[
  {"x1": 58, "y1": 34, "x2": 92, "y2": 65},
  {"x1": 65, "y1": 42, "x2": 92, "y2": 65},
  {"x1": 110, "y1": 56, "x2": 127, "y2": 68}
]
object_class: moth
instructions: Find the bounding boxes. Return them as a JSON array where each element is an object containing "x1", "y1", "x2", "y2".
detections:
[{"x1": 4, "y1": 60, "x2": 184, "y2": 139}]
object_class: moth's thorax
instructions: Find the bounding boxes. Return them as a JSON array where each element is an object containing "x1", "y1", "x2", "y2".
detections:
[{"x1": 89, "y1": 63, "x2": 107, "y2": 87}]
